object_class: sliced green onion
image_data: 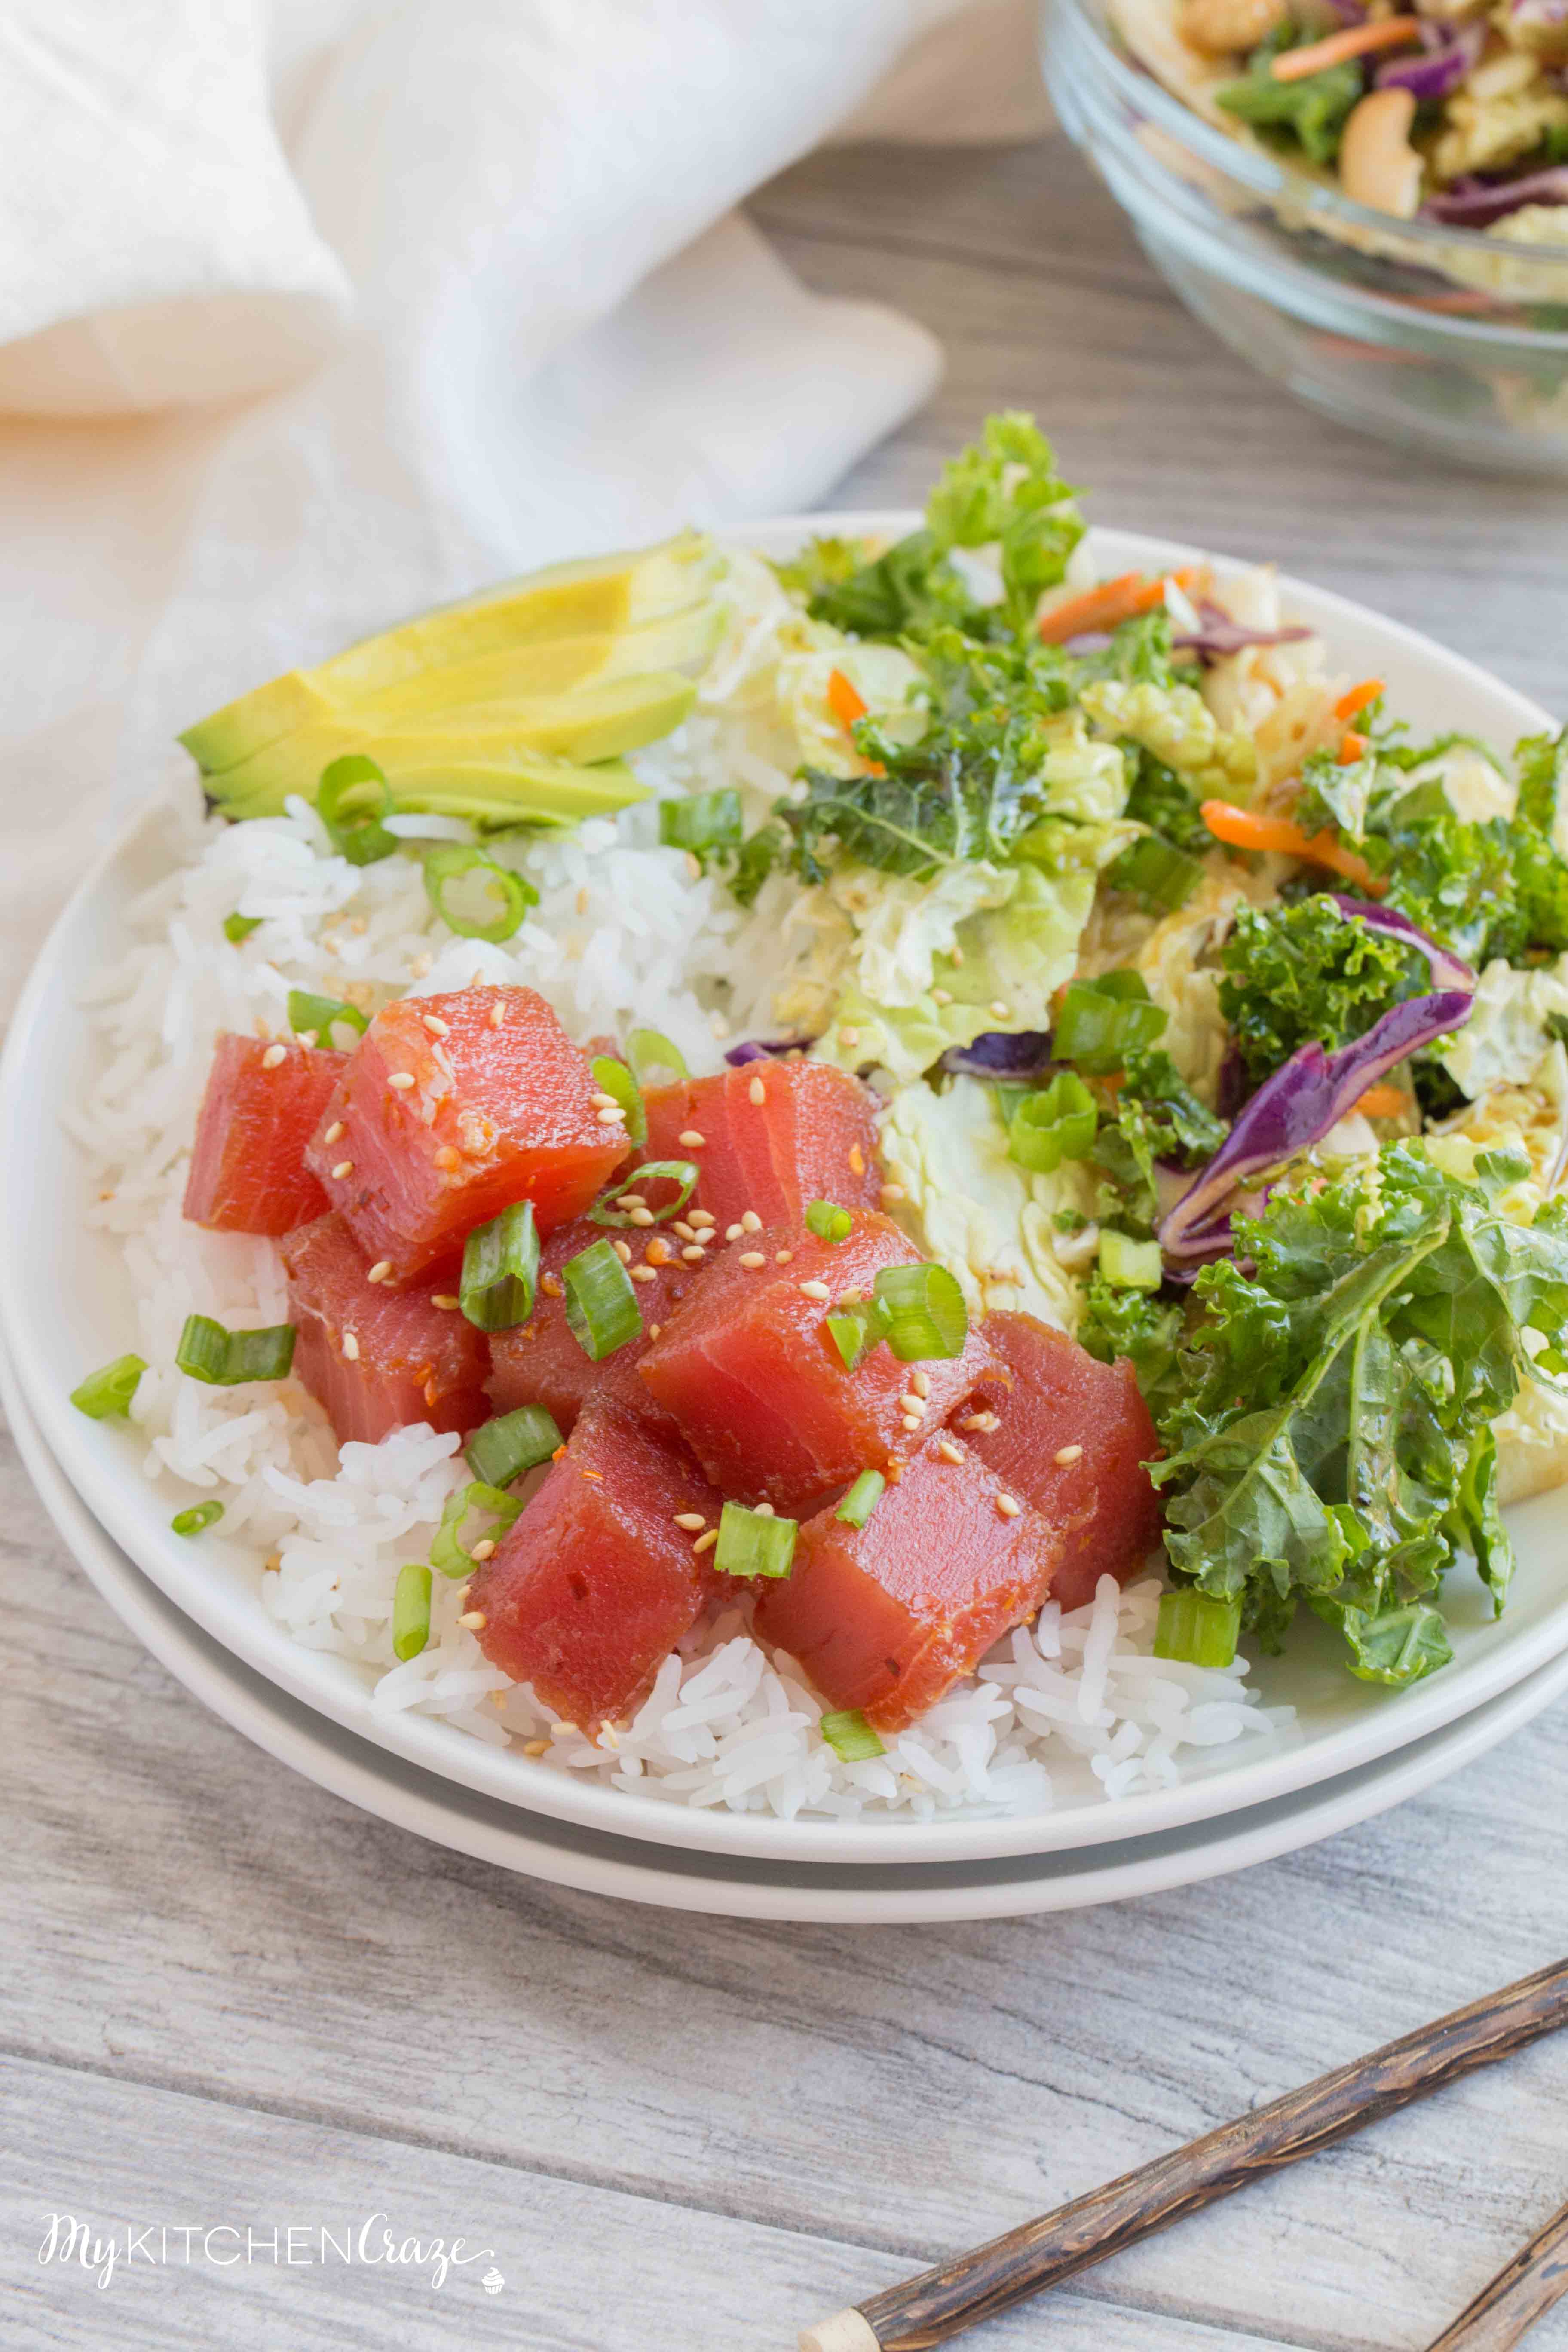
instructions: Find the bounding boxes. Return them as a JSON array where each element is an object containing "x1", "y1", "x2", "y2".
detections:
[
  {"x1": 423, "y1": 843, "x2": 538, "y2": 943},
  {"x1": 658, "y1": 788, "x2": 742, "y2": 858},
  {"x1": 1008, "y1": 1072, "x2": 1097, "y2": 1176},
  {"x1": 393, "y1": 1561, "x2": 433, "y2": 1660},
  {"x1": 825, "y1": 1307, "x2": 876, "y2": 1372},
  {"x1": 806, "y1": 1199, "x2": 854, "y2": 1245},
  {"x1": 430, "y1": 1482, "x2": 523, "y2": 1579},
  {"x1": 318, "y1": 754, "x2": 400, "y2": 867},
  {"x1": 70, "y1": 1353, "x2": 147, "y2": 1420},
  {"x1": 459, "y1": 1200, "x2": 539, "y2": 1332},
  {"x1": 585, "y1": 1158, "x2": 698, "y2": 1228},
  {"x1": 1154, "y1": 1588, "x2": 1241, "y2": 1669},
  {"x1": 223, "y1": 911, "x2": 261, "y2": 943},
  {"x1": 714, "y1": 1500, "x2": 797, "y2": 1580},
  {"x1": 562, "y1": 1239, "x2": 643, "y2": 1361},
  {"x1": 625, "y1": 1027, "x2": 687, "y2": 1086},
  {"x1": 820, "y1": 1707, "x2": 885, "y2": 1761},
  {"x1": 176, "y1": 1315, "x2": 296, "y2": 1386},
  {"x1": 1107, "y1": 834, "x2": 1205, "y2": 913},
  {"x1": 1052, "y1": 973, "x2": 1168, "y2": 1074},
  {"x1": 871, "y1": 1263, "x2": 968, "y2": 1362},
  {"x1": 287, "y1": 987, "x2": 369, "y2": 1046},
  {"x1": 466, "y1": 1404, "x2": 562, "y2": 1488},
  {"x1": 590, "y1": 1055, "x2": 647, "y2": 1150},
  {"x1": 1099, "y1": 1230, "x2": 1163, "y2": 1290},
  {"x1": 836, "y1": 1470, "x2": 885, "y2": 1529},
  {"x1": 171, "y1": 1499, "x2": 224, "y2": 1538}
]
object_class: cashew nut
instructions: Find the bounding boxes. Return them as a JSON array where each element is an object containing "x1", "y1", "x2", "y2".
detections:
[
  {"x1": 1180, "y1": 0, "x2": 1286, "y2": 56},
  {"x1": 1338, "y1": 87, "x2": 1423, "y2": 218}
]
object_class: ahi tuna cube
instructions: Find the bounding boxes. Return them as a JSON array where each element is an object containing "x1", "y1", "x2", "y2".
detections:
[
  {"x1": 754, "y1": 1435, "x2": 1060, "y2": 1731},
  {"x1": 183, "y1": 1032, "x2": 346, "y2": 1236},
  {"x1": 281, "y1": 1212, "x2": 488, "y2": 1444},
  {"x1": 305, "y1": 984, "x2": 627, "y2": 1283},
  {"x1": 961, "y1": 1311, "x2": 1164, "y2": 1611},
  {"x1": 463, "y1": 1398, "x2": 723, "y2": 1731},
  {"x1": 484, "y1": 1213, "x2": 701, "y2": 1435},
  {"x1": 636, "y1": 1209, "x2": 993, "y2": 1513},
  {"x1": 641, "y1": 1060, "x2": 881, "y2": 1234}
]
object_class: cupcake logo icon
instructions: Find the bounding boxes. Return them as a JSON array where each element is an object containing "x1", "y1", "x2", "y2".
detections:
[{"x1": 482, "y1": 2267, "x2": 505, "y2": 2295}]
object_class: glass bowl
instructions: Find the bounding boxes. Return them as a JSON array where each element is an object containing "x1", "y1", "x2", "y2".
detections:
[{"x1": 1041, "y1": 0, "x2": 1568, "y2": 473}]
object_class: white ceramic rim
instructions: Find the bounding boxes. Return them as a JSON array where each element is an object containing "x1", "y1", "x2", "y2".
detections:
[{"x1": 4, "y1": 511, "x2": 1566, "y2": 1874}]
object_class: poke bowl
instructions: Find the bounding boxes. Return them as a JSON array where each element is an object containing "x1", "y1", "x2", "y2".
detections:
[{"x1": 8, "y1": 414, "x2": 1568, "y2": 1871}]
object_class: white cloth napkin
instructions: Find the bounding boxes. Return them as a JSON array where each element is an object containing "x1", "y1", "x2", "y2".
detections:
[{"x1": 0, "y1": 0, "x2": 1046, "y2": 1017}]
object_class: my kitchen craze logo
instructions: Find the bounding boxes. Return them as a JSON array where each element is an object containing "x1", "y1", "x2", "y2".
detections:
[{"x1": 37, "y1": 2213, "x2": 502, "y2": 2293}]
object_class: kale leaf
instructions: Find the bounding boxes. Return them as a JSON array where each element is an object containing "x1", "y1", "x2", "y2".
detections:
[
  {"x1": 1077, "y1": 1276, "x2": 1187, "y2": 1421},
  {"x1": 1217, "y1": 29, "x2": 1361, "y2": 165},
  {"x1": 1217, "y1": 895, "x2": 1428, "y2": 1084}
]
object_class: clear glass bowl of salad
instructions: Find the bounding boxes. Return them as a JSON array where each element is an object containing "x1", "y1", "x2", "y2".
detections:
[{"x1": 1041, "y1": 0, "x2": 1568, "y2": 471}]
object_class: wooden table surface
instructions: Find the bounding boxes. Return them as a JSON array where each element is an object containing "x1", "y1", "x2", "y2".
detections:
[{"x1": 8, "y1": 131, "x2": 1568, "y2": 2352}]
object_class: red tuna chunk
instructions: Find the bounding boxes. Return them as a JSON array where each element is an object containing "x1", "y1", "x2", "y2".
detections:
[
  {"x1": 754, "y1": 1435, "x2": 1060, "y2": 1731},
  {"x1": 183, "y1": 1032, "x2": 346, "y2": 1235},
  {"x1": 305, "y1": 985, "x2": 627, "y2": 1283},
  {"x1": 962, "y1": 1311, "x2": 1163, "y2": 1611},
  {"x1": 484, "y1": 1215, "x2": 701, "y2": 1435},
  {"x1": 640, "y1": 1060, "x2": 881, "y2": 1234},
  {"x1": 281, "y1": 1213, "x2": 488, "y2": 1444},
  {"x1": 637, "y1": 1210, "x2": 993, "y2": 1514},
  {"x1": 464, "y1": 1398, "x2": 723, "y2": 1731}
]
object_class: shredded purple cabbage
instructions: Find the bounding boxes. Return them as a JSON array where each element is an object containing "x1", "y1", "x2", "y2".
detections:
[
  {"x1": 724, "y1": 1036, "x2": 812, "y2": 1066},
  {"x1": 1422, "y1": 167, "x2": 1568, "y2": 228},
  {"x1": 1376, "y1": 21, "x2": 1484, "y2": 102},
  {"x1": 1324, "y1": 894, "x2": 1476, "y2": 992},
  {"x1": 940, "y1": 1029, "x2": 1056, "y2": 1078},
  {"x1": 1174, "y1": 600, "x2": 1314, "y2": 662}
]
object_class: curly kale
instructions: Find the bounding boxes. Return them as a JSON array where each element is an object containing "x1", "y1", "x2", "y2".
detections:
[
  {"x1": 1077, "y1": 1277, "x2": 1186, "y2": 1420},
  {"x1": 1218, "y1": 896, "x2": 1429, "y2": 1084}
]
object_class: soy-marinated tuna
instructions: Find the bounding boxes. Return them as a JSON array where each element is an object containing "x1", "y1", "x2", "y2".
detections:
[
  {"x1": 281, "y1": 1212, "x2": 488, "y2": 1443},
  {"x1": 754, "y1": 1435, "x2": 1060, "y2": 1731},
  {"x1": 484, "y1": 1214, "x2": 700, "y2": 1433},
  {"x1": 640, "y1": 1060, "x2": 881, "y2": 1234},
  {"x1": 962, "y1": 1311, "x2": 1162, "y2": 1611},
  {"x1": 636, "y1": 1209, "x2": 993, "y2": 1513},
  {"x1": 463, "y1": 1398, "x2": 723, "y2": 1731},
  {"x1": 183, "y1": 1032, "x2": 346, "y2": 1235}
]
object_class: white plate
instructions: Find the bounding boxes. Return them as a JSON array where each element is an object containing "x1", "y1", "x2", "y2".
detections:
[
  {"x1": 4, "y1": 514, "x2": 1567, "y2": 1876},
  {"x1": 11, "y1": 1341, "x2": 1568, "y2": 1921}
]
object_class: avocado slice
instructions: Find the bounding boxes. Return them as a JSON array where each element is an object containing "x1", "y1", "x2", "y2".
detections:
[
  {"x1": 220, "y1": 752, "x2": 647, "y2": 833},
  {"x1": 355, "y1": 598, "x2": 720, "y2": 726},
  {"x1": 181, "y1": 532, "x2": 717, "y2": 774}
]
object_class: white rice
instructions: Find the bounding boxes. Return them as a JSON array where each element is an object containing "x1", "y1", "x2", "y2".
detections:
[{"x1": 68, "y1": 717, "x2": 1296, "y2": 1822}]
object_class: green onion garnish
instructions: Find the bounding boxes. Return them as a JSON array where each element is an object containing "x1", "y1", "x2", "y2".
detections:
[
  {"x1": 1098, "y1": 1229, "x2": 1163, "y2": 1291},
  {"x1": 430, "y1": 1482, "x2": 523, "y2": 1579},
  {"x1": 562, "y1": 1239, "x2": 643, "y2": 1361},
  {"x1": 1051, "y1": 971, "x2": 1168, "y2": 1074},
  {"x1": 1154, "y1": 1588, "x2": 1241, "y2": 1669},
  {"x1": 423, "y1": 843, "x2": 539, "y2": 943},
  {"x1": 820, "y1": 1708, "x2": 885, "y2": 1761},
  {"x1": 590, "y1": 1055, "x2": 647, "y2": 1150},
  {"x1": 392, "y1": 1561, "x2": 433, "y2": 1660},
  {"x1": 458, "y1": 1200, "x2": 539, "y2": 1332},
  {"x1": 836, "y1": 1470, "x2": 885, "y2": 1529},
  {"x1": 1008, "y1": 1072, "x2": 1097, "y2": 1176},
  {"x1": 318, "y1": 754, "x2": 400, "y2": 867},
  {"x1": 625, "y1": 1027, "x2": 687, "y2": 1086},
  {"x1": 713, "y1": 1500, "x2": 797, "y2": 1580},
  {"x1": 825, "y1": 1307, "x2": 878, "y2": 1372},
  {"x1": 805, "y1": 1199, "x2": 854, "y2": 1245},
  {"x1": 287, "y1": 987, "x2": 369, "y2": 1045},
  {"x1": 871, "y1": 1263, "x2": 968, "y2": 1362},
  {"x1": 171, "y1": 1499, "x2": 224, "y2": 1538},
  {"x1": 466, "y1": 1404, "x2": 562, "y2": 1488},
  {"x1": 175, "y1": 1315, "x2": 296, "y2": 1386},
  {"x1": 658, "y1": 788, "x2": 742, "y2": 858},
  {"x1": 70, "y1": 1353, "x2": 147, "y2": 1420},
  {"x1": 223, "y1": 911, "x2": 262, "y2": 943},
  {"x1": 585, "y1": 1158, "x2": 698, "y2": 1228},
  {"x1": 1107, "y1": 833, "x2": 1205, "y2": 913}
]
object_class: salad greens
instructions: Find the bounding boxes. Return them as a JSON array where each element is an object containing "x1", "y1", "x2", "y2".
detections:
[
  {"x1": 1218, "y1": 896, "x2": 1429, "y2": 1085},
  {"x1": 1215, "y1": 28, "x2": 1361, "y2": 167}
]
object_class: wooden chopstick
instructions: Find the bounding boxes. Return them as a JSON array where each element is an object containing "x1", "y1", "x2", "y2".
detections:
[
  {"x1": 1423, "y1": 2196, "x2": 1568, "y2": 2352},
  {"x1": 799, "y1": 1958, "x2": 1568, "y2": 2352}
]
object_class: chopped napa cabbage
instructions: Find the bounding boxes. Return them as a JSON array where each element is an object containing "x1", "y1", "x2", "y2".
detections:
[
  {"x1": 1080, "y1": 678, "x2": 1256, "y2": 798},
  {"x1": 829, "y1": 860, "x2": 1015, "y2": 1009},
  {"x1": 775, "y1": 641, "x2": 925, "y2": 776},
  {"x1": 1438, "y1": 954, "x2": 1568, "y2": 1097},
  {"x1": 699, "y1": 547, "x2": 823, "y2": 714},
  {"x1": 1423, "y1": 743, "x2": 1516, "y2": 829},
  {"x1": 878, "y1": 1075, "x2": 1099, "y2": 1332},
  {"x1": 1424, "y1": 1041, "x2": 1568, "y2": 1201},
  {"x1": 1032, "y1": 712, "x2": 1130, "y2": 827},
  {"x1": 1123, "y1": 864, "x2": 1274, "y2": 1103}
]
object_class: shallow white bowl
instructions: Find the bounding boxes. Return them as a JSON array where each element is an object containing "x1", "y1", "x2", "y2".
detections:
[{"x1": 4, "y1": 513, "x2": 1566, "y2": 1873}]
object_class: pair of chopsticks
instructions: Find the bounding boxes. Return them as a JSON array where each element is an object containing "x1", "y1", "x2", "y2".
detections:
[{"x1": 802, "y1": 1958, "x2": 1568, "y2": 2352}]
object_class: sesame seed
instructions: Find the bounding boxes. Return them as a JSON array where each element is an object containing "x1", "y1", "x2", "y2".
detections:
[
  {"x1": 688, "y1": 1210, "x2": 715, "y2": 1229},
  {"x1": 490, "y1": 999, "x2": 506, "y2": 1026},
  {"x1": 612, "y1": 1238, "x2": 632, "y2": 1264},
  {"x1": 427, "y1": 1295, "x2": 458, "y2": 1313},
  {"x1": 931, "y1": 987, "x2": 952, "y2": 1007},
  {"x1": 674, "y1": 1512, "x2": 707, "y2": 1531},
  {"x1": 754, "y1": 1502, "x2": 775, "y2": 1518},
  {"x1": 990, "y1": 1000, "x2": 1011, "y2": 1020},
  {"x1": 459, "y1": 1609, "x2": 487, "y2": 1630},
  {"x1": 739, "y1": 1251, "x2": 766, "y2": 1268},
  {"x1": 901, "y1": 1415, "x2": 922, "y2": 1435},
  {"x1": 332, "y1": 1160, "x2": 354, "y2": 1180},
  {"x1": 629, "y1": 1207, "x2": 655, "y2": 1227},
  {"x1": 342, "y1": 1332, "x2": 360, "y2": 1361},
  {"x1": 672, "y1": 1221, "x2": 697, "y2": 1242},
  {"x1": 748, "y1": 1075, "x2": 766, "y2": 1105},
  {"x1": 617, "y1": 1193, "x2": 646, "y2": 1208},
  {"x1": 388, "y1": 1071, "x2": 415, "y2": 1090},
  {"x1": 849, "y1": 1145, "x2": 865, "y2": 1176},
  {"x1": 693, "y1": 1527, "x2": 719, "y2": 1553},
  {"x1": 960, "y1": 1409, "x2": 999, "y2": 1433},
  {"x1": 591, "y1": 1091, "x2": 619, "y2": 1109},
  {"x1": 901, "y1": 1394, "x2": 925, "y2": 1417},
  {"x1": 576, "y1": 885, "x2": 591, "y2": 915},
  {"x1": 630, "y1": 1265, "x2": 658, "y2": 1284},
  {"x1": 678, "y1": 1130, "x2": 706, "y2": 1148},
  {"x1": 725, "y1": 1223, "x2": 744, "y2": 1241},
  {"x1": 324, "y1": 1121, "x2": 345, "y2": 1145},
  {"x1": 840, "y1": 1288, "x2": 863, "y2": 1306},
  {"x1": 950, "y1": 945, "x2": 965, "y2": 966},
  {"x1": 435, "y1": 1145, "x2": 460, "y2": 1170},
  {"x1": 680, "y1": 1244, "x2": 707, "y2": 1263},
  {"x1": 551, "y1": 1721, "x2": 578, "y2": 1738},
  {"x1": 741, "y1": 1210, "x2": 763, "y2": 1232},
  {"x1": 911, "y1": 1370, "x2": 931, "y2": 1398},
  {"x1": 260, "y1": 1043, "x2": 287, "y2": 1070},
  {"x1": 648, "y1": 1323, "x2": 662, "y2": 1339},
  {"x1": 775, "y1": 1248, "x2": 793, "y2": 1264},
  {"x1": 996, "y1": 1494, "x2": 1022, "y2": 1519},
  {"x1": 799, "y1": 1279, "x2": 831, "y2": 1301},
  {"x1": 471, "y1": 1538, "x2": 497, "y2": 1562},
  {"x1": 596, "y1": 1105, "x2": 626, "y2": 1125},
  {"x1": 523, "y1": 1739, "x2": 548, "y2": 1757},
  {"x1": 421, "y1": 1013, "x2": 450, "y2": 1036},
  {"x1": 367, "y1": 1259, "x2": 392, "y2": 1284},
  {"x1": 1054, "y1": 1443, "x2": 1085, "y2": 1466},
  {"x1": 938, "y1": 1439, "x2": 965, "y2": 1464},
  {"x1": 880, "y1": 1182, "x2": 906, "y2": 1204},
  {"x1": 710, "y1": 1011, "x2": 730, "y2": 1039},
  {"x1": 297, "y1": 1029, "x2": 320, "y2": 1048},
  {"x1": 685, "y1": 851, "x2": 702, "y2": 881},
  {"x1": 839, "y1": 1026, "x2": 860, "y2": 1047},
  {"x1": 540, "y1": 1273, "x2": 564, "y2": 1298}
]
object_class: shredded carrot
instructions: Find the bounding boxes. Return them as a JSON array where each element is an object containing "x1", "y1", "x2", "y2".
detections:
[
  {"x1": 827, "y1": 668, "x2": 868, "y2": 731},
  {"x1": 1199, "y1": 799, "x2": 1389, "y2": 896},
  {"x1": 1354, "y1": 1084, "x2": 1408, "y2": 1120},
  {"x1": 1036, "y1": 567, "x2": 1202, "y2": 646},
  {"x1": 1270, "y1": 19, "x2": 1419, "y2": 79},
  {"x1": 1333, "y1": 677, "x2": 1384, "y2": 723},
  {"x1": 1338, "y1": 729, "x2": 1369, "y2": 764}
]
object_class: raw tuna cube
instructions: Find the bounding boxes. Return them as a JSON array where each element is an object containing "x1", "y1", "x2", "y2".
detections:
[
  {"x1": 637, "y1": 1210, "x2": 994, "y2": 1513},
  {"x1": 464, "y1": 1398, "x2": 723, "y2": 1731},
  {"x1": 281, "y1": 1213, "x2": 488, "y2": 1444},
  {"x1": 183, "y1": 1032, "x2": 346, "y2": 1235},
  {"x1": 484, "y1": 1214, "x2": 702, "y2": 1434},
  {"x1": 962, "y1": 1311, "x2": 1163, "y2": 1611},
  {"x1": 305, "y1": 984, "x2": 627, "y2": 1282},
  {"x1": 754, "y1": 1434, "x2": 1060, "y2": 1732},
  {"x1": 640, "y1": 1060, "x2": 881, "y2": 1234}
]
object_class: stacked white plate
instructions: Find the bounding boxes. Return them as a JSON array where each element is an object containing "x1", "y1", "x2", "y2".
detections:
[{"x1": 6, "y1": 520, "x2": 1568, "y2": 1921}]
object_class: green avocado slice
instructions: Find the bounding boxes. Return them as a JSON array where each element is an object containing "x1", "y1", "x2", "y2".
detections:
[{"x1": 213, "y1": 750, "x2": 648, "y2": 833}]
